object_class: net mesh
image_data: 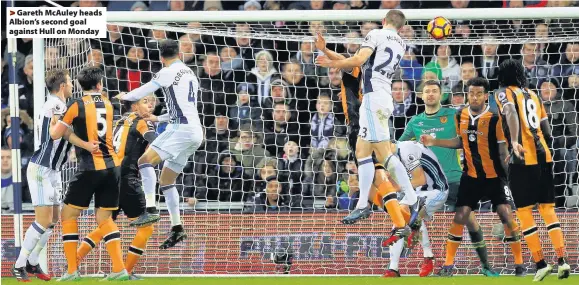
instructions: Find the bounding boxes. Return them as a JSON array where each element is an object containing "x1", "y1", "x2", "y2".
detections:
[{"x1": 34, "y1": 14, "x2": 579, "y2": 276}]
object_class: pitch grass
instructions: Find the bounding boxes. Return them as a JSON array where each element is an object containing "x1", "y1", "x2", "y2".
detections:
[{"x1": 0, "y1": 276, "x2": 575, "y2": 285}]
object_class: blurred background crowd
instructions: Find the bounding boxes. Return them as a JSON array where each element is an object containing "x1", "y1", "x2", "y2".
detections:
[{"x1": 1, "y1": 0, "x2": 578, "y2": 214}]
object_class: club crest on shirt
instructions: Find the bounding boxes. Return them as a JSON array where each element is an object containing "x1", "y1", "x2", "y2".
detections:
[
  {"x1": 440, "y1": 116, "x2": 448, "y2": 124},
  {"x1": 469, "y1": 133, "x2": 476, "y2": 142}
]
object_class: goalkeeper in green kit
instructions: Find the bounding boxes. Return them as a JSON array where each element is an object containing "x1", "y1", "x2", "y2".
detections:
[{"x1": 399, "y1": 80, "x2": 499, "y2": 276}]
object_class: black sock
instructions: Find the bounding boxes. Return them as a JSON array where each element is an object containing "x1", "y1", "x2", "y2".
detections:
[
  {"x1": 469, "y1": 228, "x2": 489, "y2": 267},
  {"x1": 558, "y1": 257, "x2": 567, "y2": 266},
  {"x1": 536, "y1": 259, "x2": 547, "y2": 270},
  {"x1": 172, "y1": 224, "x2": 184, "y2": 232}
]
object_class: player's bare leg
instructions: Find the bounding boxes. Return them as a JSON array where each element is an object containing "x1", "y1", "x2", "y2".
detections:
[
  {"x1": 158, "y1": 165, "x2": 187, "y2": 249},
  {"x1": 131, "y1": 148, "x2": 163, "y2": 227},
  {"x1": 495, "y1": 204, "x2": 525, "y2": 276},
  {"x1": 13, "y1": 205, "x2": 55, "y2": 282}
]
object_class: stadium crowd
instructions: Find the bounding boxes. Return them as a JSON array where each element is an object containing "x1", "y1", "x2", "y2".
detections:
[{"x1": 1, "y1": 0, "x2": 578, "y2": 213}]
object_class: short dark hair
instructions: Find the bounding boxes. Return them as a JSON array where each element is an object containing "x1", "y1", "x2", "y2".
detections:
[
  {"x1": 159, "y1": 39, "x2": 179, "y2": 59},
  {"x1": 385, "y1": 10, "x2": 406, "y2": 29},
  {"x1": 498, "y1": 58, "x2": 528, "y2": 88},
  {"x1": 76, "y1": 66, "x2": 103, "y2": 91},
  {"x1": 466, "y1": 77, "x2": 490, "y2": 93},
  {"x1": 45, "y1": 69, "x2": 69, "y2": 93},
  {"x1": 423, "y1": 80, "x2": 442, "y2": 90}
]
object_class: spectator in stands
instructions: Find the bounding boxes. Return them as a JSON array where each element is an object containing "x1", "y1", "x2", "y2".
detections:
[
  {"x1": 327, "y1": 68, "x2": 342, "y2": 97},
  {"x1": 205, "y1": 110, "x2": 235, "y2": 171},
  {"x1": 198, "y1": 52, "x2": 237, "y2": 126},
  {"x1": 475, "y1": 35, "x2": 501, "y2": 90},
  {"x1": 310, "y1": 93, "x2": 346, "y2": 149},
  {"x1": 552, "y1": 42, "x2": 579, "y2": 82},
  {"x1": 399, "y1": 49, "x2": 423, "y2": 86},
  {"x1": 243, "y1": 0, "x2": 261, "y2": 10},
  {"x1": 230, "y1": 83, "x2": 262, "y2": 129},
  {"x1": 117, "y1": 44, "x2": 152, "y2": 92},
  {"x1": 360, "y1": 21, "x2": 378, "y2": 38},
  {"x1": 233, "y1": 23, "x2": 273, "y2": 71},
  {"x1": 17, "y1": 55, "x2": 34, "y2": 117},
  {"x1": 459, "y1": 61, "x2": 478, "y2": 89},
  {"x1": 336, "y1": 173, "x2": 360, "y2": 210},
  {"x1": 280, "y1": 61, "x2": 319, "y2": 126},
  {"x1": 261, "y1": 79, "x2": 295, "y2": 122},
  {"x1": 186, "y1": 22, "x2": 207, "y2": 55},
  {"x1": 205, "y1": 152, "x2": 247, "y2": 202},
  {"x1": 179, "y1": 34, "x2": 197, "y2": 67},
  {"x1": 540, "y1": 78, "x2": 578, "y2": 206},
  {"x1": 391, "y1": 80, "x2": 424, "y2": 140},
  {"x1": 2, "y1": 109, "x2": 34, "y2": 163},
  {"x1": 309, "y1": 0, "x2": 325, "y2": 10},
  {"x1": 97, "y1": 24, "x2": 127, "y2": 65},
  {"x1": 313, "y1": 158, "x2": 338, "y2": 208},
  {"x1": 293, "y1": 41, "x2": 324, "y2": 78},
  {"x1": 535, "y1": 23, "x2": 550, "y2": 58},
  {"x1": 256, "y1": 177, "x2": 290, "y2": 212},
  {"x1": 277, "y1": 140, "x2": 304, "y2": 206},
  {"x1": 417, "y1": 66, "x2": 451, "y2": 104},
  {"x1": 44, "y1": 46, "x2": 61, "y2": 70},
  {"x1": 263, "y1": 102, "x2": 301, "y2": 157},
  {"x1": 450, "y1": 84, "x2": 467, "y2": 109},
  {"x1": 343, "y1": 32, "x2": 361, "y2": 56},
  {"x1": 87, "y1": 48, "x2": 119, "y2": 96},
  {"x1": 425, "y1": 45, "x2": 461, "y2": 90},
  {"x1": 380, "y1": 0, "x2": 402, "y2": 9},
  {"x1": 247, "y1": 50, "x2": 279, "y2": 106},
  {"x1": 520, "y1": 42, "x2": 551, "y2": 89},
  {"x1": 231, "y1": 125, "x2": 271, "y2": 178},
  {"x1": 220, "y1": 46, "x2": 244, "y2": 72},
  {"x1": 2, "y1": 147, "x2": 14, "y2": 213}
]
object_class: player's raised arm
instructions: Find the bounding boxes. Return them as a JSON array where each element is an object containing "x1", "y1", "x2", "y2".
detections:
[
  {"x1": 315, "y1": 32, "x2": 346, "y2": 61},
  {"x1": 316, "y1": 46, "x2": 373, "y2": 69},
  {"x1": 421, "y1": 134, "x2": 462, "y2": 149}
]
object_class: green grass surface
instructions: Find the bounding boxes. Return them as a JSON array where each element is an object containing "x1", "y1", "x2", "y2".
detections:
[{"x1": 0, "y1": 276, "x2": 575, "y2": 285}]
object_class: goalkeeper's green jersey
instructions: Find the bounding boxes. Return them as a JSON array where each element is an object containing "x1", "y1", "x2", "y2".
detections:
[{"x1": 399, "y1": 107, "x2": 462, "y2": 183}]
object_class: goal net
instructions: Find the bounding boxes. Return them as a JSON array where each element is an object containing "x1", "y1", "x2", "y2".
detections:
[{"x1": 35, "y1": 8, "x2": 579, "y2": 276}]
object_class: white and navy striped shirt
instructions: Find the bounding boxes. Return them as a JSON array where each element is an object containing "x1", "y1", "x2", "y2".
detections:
[
  {"x1": 30, "y1": 95, "x2": 72, "y2": 170},
  {"x1": 397, "y1": 141, "x2": 449, "y2": 191}
]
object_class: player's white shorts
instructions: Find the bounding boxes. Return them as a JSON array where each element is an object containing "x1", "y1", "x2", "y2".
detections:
[
  {"x1": 151, "y1": 123, "x2": 202, "y2": 173},
  {"x1": 400, "y1": 189, "x2": 448, "y2": 220},
  {"x1": 358, "y1": 91, "x2": 394, "y2": 142},
  {"x1": 26, "y1": 162, "x2": 62, "y2": 207}
]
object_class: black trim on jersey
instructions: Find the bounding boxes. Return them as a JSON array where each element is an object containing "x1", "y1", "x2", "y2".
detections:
[
  {"x1": 420, "y1": 154, "x2": 449, "y2": 191},
  {"x1": 362, "y1": 50, "x2": 377, "y2": 93},
  {"x1": 467, "y1": 117, "x2": 487, "y2": 178},
  {"x1": 143, "y1": 131, "x2": 157, "y2": 143},
  {"x1": 94, "y1": 99, "x2": 116, "y2": 169}
]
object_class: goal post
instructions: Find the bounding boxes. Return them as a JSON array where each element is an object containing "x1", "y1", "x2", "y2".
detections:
[{"x1": 29, "y1": 7, "x2": 579, "y2": 277}]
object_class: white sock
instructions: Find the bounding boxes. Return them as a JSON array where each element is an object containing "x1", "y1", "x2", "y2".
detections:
[
  {"x1": 420, "y1": 222, "x2": 434, "y2": 258},
  {"x1": 388, "y1": 238, "x2": 404, "y2": 271},
  {"x1": 15, "y1": 221, "x2": 45, "y2": 267},
  {"x1": 386, "y1": 155, "x2": 417, "y2": 205},
  {"x1": 28, "y1": 224, "x2": 54, "y2": 266},
  {"x1": 355, "y1": 156, "x2": 374, "y2": 209},
  {"x1": 161, "y1": 185, "x2": 181, "y2": 226},
  {"x1": 139, "y1": 163, "x2": 157, "y2": 208}
]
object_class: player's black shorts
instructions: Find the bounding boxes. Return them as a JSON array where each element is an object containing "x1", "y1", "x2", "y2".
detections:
[
  {"x1": 508, "y1": 163, "x2": 555, "y2": 208},
  {"x1": 64, "y1": 167, "x2": 121, "y2": 210},
  {"x1": 112, "y1": 171, "x2": 146, "y2": 220},
  {"x1": 456, "y1": 173, "x2": 512, "y2": 210}
]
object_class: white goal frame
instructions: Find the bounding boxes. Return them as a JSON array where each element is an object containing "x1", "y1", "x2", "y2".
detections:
[{"x1": 30, "y1": 7, "x2": 579, "y2": 277}]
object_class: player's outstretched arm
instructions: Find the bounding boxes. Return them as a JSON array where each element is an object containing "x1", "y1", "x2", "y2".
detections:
[
  {"x1": 315, "y1": 47, "x2": 373, "y2": 69},
  {"x1": 63, "y1": 128, "x2": 100, "y2": 153},
  {"x1": 421, "y1": 134, "x2": 462, "y2": 149},
  {"x1": 116, "y1": 81, "x2": 161, "y2": 102},
  {"x1": 315, "y1": 32, "x2": 346, "y2": 61}
]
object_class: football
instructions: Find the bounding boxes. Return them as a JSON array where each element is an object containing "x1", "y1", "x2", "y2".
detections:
[{"x1": 427, "y1": 16, "x2": 452, "y2": 40}]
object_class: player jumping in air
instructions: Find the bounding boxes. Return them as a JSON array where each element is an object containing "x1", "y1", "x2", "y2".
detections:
[
  {"x1": 316, "y1": 10, "x2": 418, "y2": 246},
  {"x1": 421, "y1": 77, "x2": 525, "y2": 277},
  {"x1": 12, "y1": 69, "x2": 99, "y2": 282},
  {"x1": 116, "y1": 39, "x2": 203, "y2": 249},
  {"x1": 51, "y1": 67, "x2": 127, "y2": 281},
  {"x1": 76, "y1": 95, "x2": 157, "y2": 280},
  {"x1": 494, "y1": 59, "x2": 570, "y2": 281},
  {"x1": 382, "y1": 141, "x2": 448, "y2": 278}
]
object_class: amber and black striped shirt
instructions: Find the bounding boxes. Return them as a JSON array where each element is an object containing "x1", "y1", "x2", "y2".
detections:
[
  {"x1": 60, "y1": 93, "x2": 120, "y2": 171},
  {"x1": 113, "y1": 112, "x2": 156, "y2": 173},
  {"x1": 456, "y1": 106, "x2": 507, "y2": 179},
  {"x1": 494, "y1": 86, "x2": 552, "y2": 165}
]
